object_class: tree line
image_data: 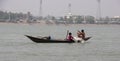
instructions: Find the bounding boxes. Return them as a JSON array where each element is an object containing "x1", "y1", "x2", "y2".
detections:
[{"x1": 0, "y1": 10, "x2": 29, "y2": 22}]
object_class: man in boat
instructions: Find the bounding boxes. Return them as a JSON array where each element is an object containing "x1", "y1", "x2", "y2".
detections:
[
  {"x1": 77, "y1": 29, "x2": 85, "y2": 40},
  {"x1": 67, "y1": 32, "x2": 74, "y2": 41},
  {"x1": 42, "y1": 36, "x2": 51, "y2": 40}
]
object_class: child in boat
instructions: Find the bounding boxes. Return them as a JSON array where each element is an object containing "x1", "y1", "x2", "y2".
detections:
[{"x1": 67, "y1": 32, "x2": 74, "y2": 41}]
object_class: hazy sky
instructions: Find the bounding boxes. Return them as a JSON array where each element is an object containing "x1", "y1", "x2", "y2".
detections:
[{"x1": 0, "y1": 0, "x2": 120, "y2": 17}]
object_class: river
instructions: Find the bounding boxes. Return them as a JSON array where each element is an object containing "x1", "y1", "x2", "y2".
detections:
[{"x1": 0, "y1": 23, "x2": 120, "y2": 61}]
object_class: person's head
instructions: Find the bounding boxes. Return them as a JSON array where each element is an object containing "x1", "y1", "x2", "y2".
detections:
[
  {"x1": 48, "y1": 36, "x2": 51, "y2": 39},
  {"x1": 69, "y1": 32, "x2": 72, "y2": 35},
  {"x1": 81, "y1": 29, "x2": 84, "y2": 32}
]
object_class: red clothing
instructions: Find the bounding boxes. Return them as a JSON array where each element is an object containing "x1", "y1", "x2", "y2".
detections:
[{"x1": 67, "y1": 35, "x2": 74, "y2": 41}]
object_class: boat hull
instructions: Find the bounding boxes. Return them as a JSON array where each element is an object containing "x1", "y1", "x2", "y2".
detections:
[{"x1": 25, "y1": 35, "x2": 75, "y2": 43}]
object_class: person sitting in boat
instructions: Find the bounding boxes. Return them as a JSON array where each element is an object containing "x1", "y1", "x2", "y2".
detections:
[
  {"x1": 42, "y1": 36, "x2": 51, "y2": 40},
  {"x1": 67, "y1": 32, "x2": 74, "y2": 41},
  {"x1": 77, "y1": 29, "x2": 85, "y2": 40}
]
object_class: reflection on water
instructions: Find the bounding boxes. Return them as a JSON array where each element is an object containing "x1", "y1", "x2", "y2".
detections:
[{"x1": 0, "y1": 23, "x2": 120, "y2": 61}]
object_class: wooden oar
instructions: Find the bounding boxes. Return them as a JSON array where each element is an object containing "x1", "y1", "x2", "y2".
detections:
[{"x1": 66, "y1": 30, "x2": 69, "y2": 39}]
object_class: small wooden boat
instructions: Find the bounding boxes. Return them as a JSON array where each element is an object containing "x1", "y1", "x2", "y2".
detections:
[
  {"x1": 25, "y1": 35, "x2": 75, "y2": 43},
  {"x1": 25, "y1": 35, "x2": 91, "y2": 43}
]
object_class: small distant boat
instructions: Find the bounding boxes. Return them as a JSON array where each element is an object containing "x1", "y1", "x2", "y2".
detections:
[{"x1": 25, "y1": 35, "x2": 91, "y2": 43}]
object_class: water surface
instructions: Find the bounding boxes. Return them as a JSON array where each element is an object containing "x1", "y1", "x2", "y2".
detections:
[{"x1": 0, "y1": 23, "x2": 120, "y2": 61}]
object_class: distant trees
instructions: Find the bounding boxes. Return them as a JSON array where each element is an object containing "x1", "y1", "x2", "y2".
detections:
[
  {"x1": 0, "y1": 11, "x2": 30, "y2": 22},
  {"x1": 63, "y1": 15, "x2": 95, "y2": 24},
  {"x1": 74, "y1": 16, "x2": 83, "y2": 24},
  {"x1": 85, "y1": 16, "x2": 95, "y2": 24},
  {"x1": 2, "y1": 10, "x2": 119, "y2": 24},
  {"x1": 0, "y1": 11, "x2": 8, "y2": 19}
]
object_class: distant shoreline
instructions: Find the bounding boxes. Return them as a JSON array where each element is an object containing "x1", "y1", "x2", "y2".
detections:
[{"x1": 0, "y1": 22, "x2": 119, "y2": 26}]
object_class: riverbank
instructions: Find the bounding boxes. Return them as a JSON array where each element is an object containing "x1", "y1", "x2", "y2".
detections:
[{"x1": 0, "y1": 22, "x2": 120, "y2": 26}]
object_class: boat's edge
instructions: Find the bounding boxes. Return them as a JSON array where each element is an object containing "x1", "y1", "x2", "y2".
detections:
[
  {"x1": 25, "y1": 35, "x2": 91, "y2": 43},
  {"x1": 25, "y1": 35, "x2": 75, "y2": 43}
]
